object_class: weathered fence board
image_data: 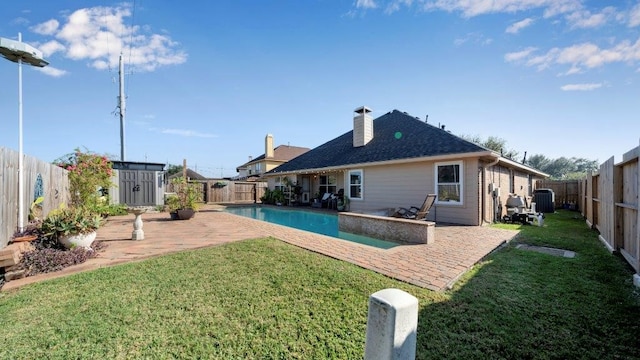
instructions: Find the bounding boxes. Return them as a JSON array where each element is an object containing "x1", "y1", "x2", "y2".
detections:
[
  {"x1": 585, "y1": 172, "x2": 594, "y2": 226},
  {"x1": 597, "y1": 157, "x2": 615, "y2": 252},
  {"x1": 174, "y1": 180, "x2": 267, "y2": 204},
  {"x1": 617, "y1": 143, "x2": 640, "y2": 272},
  {"x1": 580, "y1": 141, "x2": 640, "y2": 273},
  {"x1": 1, "y1": 147, "x2": 69, "y2": 249},
  {"x1": 535, "y1": 179, "x2": 580, "y2": 209},
  {"x1": 207, "y1": 180, "x2": 267, "y2": 203}
]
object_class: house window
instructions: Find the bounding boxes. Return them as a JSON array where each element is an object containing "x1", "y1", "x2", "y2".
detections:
[
  {"x1": 319, "y1": 174, "x2": 337, "y2": 195},
  {"x1": 274, "y1": 176, "x2": 284, "y2": 191},
  {"x1": 435, "y1": 161, "x2": 463, "y2": 204},
  {"x1": 255, "y1": 163, "x2": 261, "y2": 173},
  {"x1": 348, "y1": 169, "x2": 363, "y2": 199}
]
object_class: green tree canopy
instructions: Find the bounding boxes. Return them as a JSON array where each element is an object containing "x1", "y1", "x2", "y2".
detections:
[
  {"x1": 460, "y1": 134, "x2": 599, "y2": 179},
  {"x1": 460, "y1": 134, "x2": 519, "y2": 160},
  {"x1": 166, "y1": 164, "x2": 184, "y2": 177}
]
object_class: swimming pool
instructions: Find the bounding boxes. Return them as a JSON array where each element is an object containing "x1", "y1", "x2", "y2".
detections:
[{"x1": 224, "y1": 206, "x2": 399, "y2": 249}]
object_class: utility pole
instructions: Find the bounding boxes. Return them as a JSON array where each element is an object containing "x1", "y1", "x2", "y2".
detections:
[{"x1": 119, "y1": 53, "x2": 126, "y2": 161}]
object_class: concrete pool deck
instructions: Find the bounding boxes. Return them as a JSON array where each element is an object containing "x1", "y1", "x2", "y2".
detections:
[{"x1": 3, "y1": 204, "x2": 519, "y2": 292}]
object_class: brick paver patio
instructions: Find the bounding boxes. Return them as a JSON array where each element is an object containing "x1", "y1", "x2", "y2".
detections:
[{"x1": 3, "y1": 205, "x2": 519, "y2": 292}]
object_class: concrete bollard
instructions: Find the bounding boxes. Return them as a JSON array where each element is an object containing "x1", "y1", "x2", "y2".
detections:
[{"x1": 364, "y1": 288, "x2": 419, "y2": 360}]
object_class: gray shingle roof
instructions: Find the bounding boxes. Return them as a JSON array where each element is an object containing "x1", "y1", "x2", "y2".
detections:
[{"x1": 270, "y1": 109, "x2": 488, "y2": 173}]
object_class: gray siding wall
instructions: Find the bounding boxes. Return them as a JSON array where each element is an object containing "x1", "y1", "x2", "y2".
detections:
[{"x1": 346, "y1": 158, "x2": 481, "y2": 226}]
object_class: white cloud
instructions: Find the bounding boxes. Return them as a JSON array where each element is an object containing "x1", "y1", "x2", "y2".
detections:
[
  {"x1": 37, "y1": 66, "x2": 67, "y2": 77},
  {"x1": 454, "y1": 32, "x2": 492, "y2": 46},
  {"x1": 385, "y1": 0, "x2": 413, "y2": 14},
  {"x1": 30, "y1": 5, "x2": 186, "y2": 73},
  {"x1": 30, "y1": 19, "x2": 59, "y2": 35},
  {"x1": 38, "y1": 40, "x2": 65, "y2": 57},
  {"x1": 159, "y1": 128, "x2": 217, "y2": 138},
  {"x1": 11, "y1": 17, "x2": 30, "y2": 26},
  {"x1": 504, "y1": 47, "x2": 537, "y2": 62},
  {"x1": 356, "y1": 0, "x2": 378, "y2": 9},
  {"x1": 506, "y1": 18, "x2": 535, "y2": 33},
  {"x1": 565, "y1": 7, "x2": 616, "y2": 29},
  {"x1": 630, "y1": 3, "x2": 640, "y2": 27},
  {"x1": 560, "y1": 83, "x2": 602, "y2": 91},
  {"x1": 506, "y1": 38, "x2": 640, "y2": 72},
  {"x1": 560, "y1": 65, "x2": 583, "y2": 76},
  {"x1": 424, "y1": 0, "x2": 580, "y2": 18}
]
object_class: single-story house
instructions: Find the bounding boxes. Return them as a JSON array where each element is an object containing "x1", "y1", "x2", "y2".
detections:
[
  {"x1": 264, "y1": 106, "x2": 549, "y2": 226},
  {"x1": 235, "y1": 134, "x2": 310, "y2": 180}
]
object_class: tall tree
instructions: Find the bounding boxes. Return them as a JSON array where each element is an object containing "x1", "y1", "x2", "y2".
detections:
[
  {"x1": 542, "y1": 157, "x2": 577, "y2": 179},
  {"x1": 460, "y1": 134, "x2": 519, "y2": 160},
  {"x1": 166, "y1": 164, "x2": 184, "y2": 177},
  {"x1": 525, "y1": 154, "x2": 551, "y2": 172}
]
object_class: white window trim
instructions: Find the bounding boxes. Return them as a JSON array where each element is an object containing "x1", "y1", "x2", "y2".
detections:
[
  {"x1": 347, "y1": 169, "x2": 363, "y2": 200},
  {"x1": 435, "y1": 160, "x2": 464, "y2": 206},
  {"x1": 318, "y1": 174, "x2": 337, "y2": 194}
]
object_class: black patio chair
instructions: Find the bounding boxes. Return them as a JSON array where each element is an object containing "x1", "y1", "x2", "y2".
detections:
[{"x1": 392, "y1": 194, "x2": 437, "y2": 220}]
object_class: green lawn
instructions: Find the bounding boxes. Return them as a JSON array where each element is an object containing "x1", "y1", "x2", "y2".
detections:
[{"x1": 1, "y1": 210, "x2": 638, "y2": 359}]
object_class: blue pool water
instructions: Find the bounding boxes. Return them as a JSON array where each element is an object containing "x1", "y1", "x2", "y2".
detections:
[{"x1": 224, "y1": 206, "x2": 399, "y2": 249}]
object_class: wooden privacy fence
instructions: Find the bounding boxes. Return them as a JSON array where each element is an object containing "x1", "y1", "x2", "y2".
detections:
[
  {"x1": 0, "y1": 147, "x2": 70, "y2": 249},
  {"x1": 535, "y1": 179, "x2": 580, "y2": 210},
  {"x1": 203, "y1": 181, "x2": 267, "y2": 203},
  {"x1": 166, "y1": 180, "x2": 267, "y2": 204},
  {"x1": 580, "y1": 141, "x2": 640, "y2": 274}
]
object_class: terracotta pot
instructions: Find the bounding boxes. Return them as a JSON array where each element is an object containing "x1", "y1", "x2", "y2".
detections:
[{"x1": 59, "y1": 231, "x2": 97, "y2": 249}]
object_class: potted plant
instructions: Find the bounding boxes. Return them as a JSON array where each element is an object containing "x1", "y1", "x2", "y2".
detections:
[
  {"x1": 169, "y1": 177, "x2": 201, "y2": 220},
  {"x1": 165, "y1": 194, "x2": 181, "y2": 220},
  {"x1": 337, "y1": 195, "x2": 350, "y2": 211},
  {"x1": 40, "y1": 205, "x2": 104, "y2": 249}
]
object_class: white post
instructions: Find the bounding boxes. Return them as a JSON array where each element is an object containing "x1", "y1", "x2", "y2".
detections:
[
  {"x1": 364, "y1": 288, "x2": 418, "y2": 360},
  {"x1": 119, "y1": 53, "x2": 126, "y2": 161},
  {"x1": 17, "y1": 32, "x2": 24, "y2": 233}
]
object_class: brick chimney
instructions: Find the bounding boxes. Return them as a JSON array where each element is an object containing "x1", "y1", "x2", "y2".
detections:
[
  {"x1": 353, "y1": 106, "x2": 373, "y2": 147},
  {"x1": 265, "y1": 134, "x2": 274, "y2": 158}
]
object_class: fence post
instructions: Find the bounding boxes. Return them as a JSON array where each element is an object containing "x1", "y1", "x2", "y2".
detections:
[{"x1": 364, "y1": 288, "x2": 418, "y2": 360}]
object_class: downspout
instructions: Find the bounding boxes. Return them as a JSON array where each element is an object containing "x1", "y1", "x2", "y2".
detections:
[{"x1": 481, "y1": 156, "x2": 501, "y2": 225}]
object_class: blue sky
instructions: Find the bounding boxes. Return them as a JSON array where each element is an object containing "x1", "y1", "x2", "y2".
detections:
[{"x1": 1, "y1": 1, "x2": 638, "y2": 177}]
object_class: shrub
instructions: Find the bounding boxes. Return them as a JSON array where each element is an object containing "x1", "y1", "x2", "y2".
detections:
[
  {"x1": 260, "y1": 189, "x2": 285, "y2": 205},
  {"x1": 170, "y1": 177, "x2": 201, "y2": 210},
  {"x1": 41, "y1": 206, "x2": 104, "y2": 241},
  {"x1": 55, "y1": 148, "x2": 114, "y2": 209},
  {"x1": 92, "y1": 203, "x2": 128, "y2": 217}
]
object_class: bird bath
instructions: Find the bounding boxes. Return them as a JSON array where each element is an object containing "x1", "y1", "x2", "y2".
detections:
[{"x1": 127, "y1": 207, "x2": 149, "y2": 240}]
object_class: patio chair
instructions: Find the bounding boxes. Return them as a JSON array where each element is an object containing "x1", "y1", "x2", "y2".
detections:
[
  {"x1": 393, "y1": 193, "x2": 437, "y2": 220},
  {"x1": 320, "y1": 192, "x2": 333, "y2": 208}
]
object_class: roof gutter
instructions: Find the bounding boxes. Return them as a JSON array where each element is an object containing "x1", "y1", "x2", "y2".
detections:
[{"x1": 267, "y1": 151, "x2": 496, "y2": 176}]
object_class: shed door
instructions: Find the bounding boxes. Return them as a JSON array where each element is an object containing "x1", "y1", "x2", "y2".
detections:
[{"x1": 119, "y1": 170, "x2": 156, "y2": 206}]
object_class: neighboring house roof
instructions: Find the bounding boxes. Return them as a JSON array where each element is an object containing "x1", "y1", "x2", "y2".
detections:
[
  {"x1": 269, "y1": 109, "x2": 547, "y2": 177},
  {"x1": 237, "y1": 145, "x2": 310, "y2": 170},
  {"x1": 167, "y1": 168, "x2": 207, "y2": 180}
]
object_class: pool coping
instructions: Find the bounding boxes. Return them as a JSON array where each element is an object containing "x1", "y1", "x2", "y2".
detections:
[{"x1": 2, "y1": 205, "x2": 519, "y2": 292}]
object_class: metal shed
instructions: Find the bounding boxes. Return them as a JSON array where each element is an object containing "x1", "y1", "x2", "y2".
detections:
[{"x1": 110, "y1": 161, "x2": 166, "y2": 207}]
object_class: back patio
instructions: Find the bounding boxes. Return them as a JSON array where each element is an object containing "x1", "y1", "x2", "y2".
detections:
[{"x1": 3, "y1": 205, "x2": 519, "y2": 292}]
